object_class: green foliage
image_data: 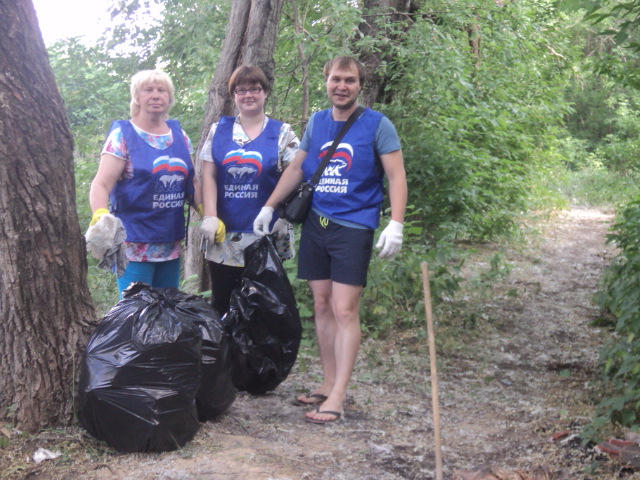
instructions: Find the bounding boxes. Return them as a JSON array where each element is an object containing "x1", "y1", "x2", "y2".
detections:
[
  {"x1": 361, "y1": 207, "x2": 465, "y2": 337},
  {"x1": 87, "y1": 265, "x2": 120, "y2": 318},
  {"x1": 554, "y1": 167, "x2": 640, "y2": 207},
  {"x1": 564, "y1": 77, "x2": 618, "y2": 148},
  {"x1": 585, "y1": 0, "x2": 640, "y2": 53},
  {"x1": 565, "y1": 69, "x2": 640, "y2": 173},
  {"x1": 539, "y1": 131, "x2": 640, "y2": 208},
  {"x1": 282, "y1": 251, "x2": 313, "y2": 319},
  {"x1": 583, "y1": 0, "x2": 640, "y2": 89},
  {"x1": 593, "y1": 198, "x2": 640, "y2": 431},
  {"x1": 525, "y1": 148, "x2": 571, "y2": 212},
  {"x1": 381, "y1": 0, "x2": 575, "y2": 241},
  {"x1": 47, "y1": 40, "x2": 132, "y2": 158},
  {"x1": 273, "y1": 0, "x2": 366, "y2": 126}
]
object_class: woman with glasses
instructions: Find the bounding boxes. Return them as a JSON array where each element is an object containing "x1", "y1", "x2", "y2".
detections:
[{"x1": 199, "y1": 65, "x2": 300, "y2": 315}]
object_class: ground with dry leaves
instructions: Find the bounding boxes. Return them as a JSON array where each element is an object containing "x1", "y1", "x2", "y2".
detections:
[{"x1": 3, "y1": 206, "x2": 637, "y2": 480}]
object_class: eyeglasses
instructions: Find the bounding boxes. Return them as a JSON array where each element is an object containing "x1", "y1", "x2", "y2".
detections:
[{"x1": 234, "y1": 86, "x2": 263, "y2": 95}]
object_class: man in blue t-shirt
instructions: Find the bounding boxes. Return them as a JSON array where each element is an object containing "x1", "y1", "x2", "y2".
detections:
[{"x1": 253, "y1": 56, "x2": 407, "y2": 424}]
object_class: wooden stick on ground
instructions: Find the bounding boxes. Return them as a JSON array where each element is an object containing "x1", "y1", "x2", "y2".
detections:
[{"x1": 421, "y1": 262, "x2": 444, "y2": 480}]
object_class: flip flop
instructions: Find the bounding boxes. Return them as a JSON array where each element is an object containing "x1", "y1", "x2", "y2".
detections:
[
  {"x1": 293, "y1": 393, "x2": 328, "y2": 406},
  {"x1": 597, "y1": 439, "x2": 640, "y2": 468},
  {"x1": 305, "y1": 408, "x2": 342, "y2": 425}
]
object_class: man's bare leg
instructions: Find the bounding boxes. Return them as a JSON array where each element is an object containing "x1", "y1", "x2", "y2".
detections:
[
  {"x1": 296, "y1": 279, "x2": 336, "y2": 404},
  {"x1": 306, "y1": 281, "x2": 363, "y2": 422}
]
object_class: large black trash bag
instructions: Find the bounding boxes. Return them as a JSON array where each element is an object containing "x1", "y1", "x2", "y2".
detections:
[
  {"x1": 141, "y1": 286, "x2": 236, "y2": 421},
  {"x1": 181, "y1": 292, "x2": 236, "y2": 421},
  {"x1": 224, "y1": 235, "x2": 302, "y2": 395},
  {"x1": 77, "y1": 283, "x2": 234, "y2": 452}
]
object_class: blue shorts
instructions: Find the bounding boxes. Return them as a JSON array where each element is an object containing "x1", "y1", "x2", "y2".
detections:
[
  {"x1": 298, "y1": 211, "x2": 374, "y2": 286},
  {"x1": 117, "y1": 258, "x2": 181, "y2": 297}
]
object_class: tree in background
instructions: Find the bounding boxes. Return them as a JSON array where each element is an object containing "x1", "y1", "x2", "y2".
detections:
[
  {"x1": 0, "y1": 0, "x2": 95, "y2": 430},
  {"x1": 356, "y1": 0, "x2": 420, "y2": 107},
  {"x1": 585, "y1": 0, "x2": 640, "y2": 88}
]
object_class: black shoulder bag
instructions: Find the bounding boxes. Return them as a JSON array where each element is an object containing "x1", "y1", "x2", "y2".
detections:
[{"x1": 276, "y1": 106, "x2": 364, "y2": 224}]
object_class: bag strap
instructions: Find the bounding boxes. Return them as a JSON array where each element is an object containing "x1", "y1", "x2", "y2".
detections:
[{"x1": 308, "y1": 106, "x2": 365, "y2": 187}]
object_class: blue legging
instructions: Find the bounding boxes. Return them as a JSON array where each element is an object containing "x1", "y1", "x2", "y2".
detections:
[{"x1": 117, "y1": 258, "x2": 181, "y2": 297}]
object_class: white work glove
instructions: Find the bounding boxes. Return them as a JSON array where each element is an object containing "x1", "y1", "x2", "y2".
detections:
[
  {"x1": 85, "y1": 213, "x2": 120, "y2": 260},
  {"x1": 200, "y1": 216, "x2": 226, "y2": 243},
  {"x1": 85, "y1": 213, "x2": 129, "y2": 276},
  {"x1": 253, "y1": 206, "x2": 274, "y2": 236},
  {"x1": 271, "y1": 217, "x2": 290, "y2": 240},
  {"x1": 376, "y1": 220, "x2": 403, "y2": 259}
]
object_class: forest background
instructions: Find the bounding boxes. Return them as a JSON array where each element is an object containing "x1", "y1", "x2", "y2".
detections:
[{"x1": 17, "y1": 0, "x2": 640, "y2": 441}]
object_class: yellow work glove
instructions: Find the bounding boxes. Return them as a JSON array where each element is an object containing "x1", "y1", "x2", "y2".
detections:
[
  {"x1": 200, "y1": 216, "x2": 226, "y2": 244},
  {"x1": 90, "y1": 208, "x2": 110, "y2": 226},
  {"x1": 215, "y1": 218, "x2": 226, "y2": 243}
]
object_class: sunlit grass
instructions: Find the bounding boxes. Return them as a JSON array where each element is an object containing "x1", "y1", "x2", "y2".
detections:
[{"x1": 555, "y1": 168, "x2": 640, "y2": 209}]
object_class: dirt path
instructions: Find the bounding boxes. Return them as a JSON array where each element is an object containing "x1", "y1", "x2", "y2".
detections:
[{"x1": 3, "y1": 206, "x2": 630, "y2": 480}]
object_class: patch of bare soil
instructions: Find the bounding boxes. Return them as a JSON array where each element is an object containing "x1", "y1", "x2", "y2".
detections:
[{"x1": 3, "y1": 206, "x2": 635, "y2": 480}]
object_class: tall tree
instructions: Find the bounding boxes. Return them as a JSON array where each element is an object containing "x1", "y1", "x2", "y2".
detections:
[
  {"x1": 0, "y1": 0, "x2": 95, "y2": 430},
  {"x1": 357, "y1": 0, "x2": 419, "y2": 106},
  {"x1": 184, "y1": 0, "x2": 286, "y2": 286}
]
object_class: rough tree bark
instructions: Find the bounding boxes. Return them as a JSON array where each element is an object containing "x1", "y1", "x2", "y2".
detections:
[
  {"x1": 291, "y1": 0, "x2": 310, "y2": 128},
  {"x1": 358, "y1": 0, "x2": 419, "y2": 107},
  {"x1": 0, "y1": 0, "x2": 96, "y2": 431},
  {"x1": 184, "y1": 0, "x2": 285, "y2": 288}
]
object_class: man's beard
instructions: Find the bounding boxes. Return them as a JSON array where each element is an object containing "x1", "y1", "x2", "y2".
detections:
[{"x1": 333, "y1": 96, "x2": 358, "y2": 111}]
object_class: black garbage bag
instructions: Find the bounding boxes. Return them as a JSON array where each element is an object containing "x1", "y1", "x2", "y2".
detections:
[
  {"x1": 224, "y1": 235, "x2": 302, "y2": 395},
  {"x1": 185, "y1": 293, "x2": 236, "y2": 421},
  {"x1": 140, "y1": 286, "x2": 236, "y2": 421},
  {"x1": 77, "y1": 283, "x2": 235, "y2": 452}
]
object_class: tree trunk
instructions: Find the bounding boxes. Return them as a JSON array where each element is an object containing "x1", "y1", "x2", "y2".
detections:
[
  {"x1": 358, "y1": 0, "x2": 419, "y2": 107},
  {"x1": 184, "y1": 0, "x2": 285, "y2": 290},
  {"x1": 291, "y1": 0, "x2": 310, "y2": 129},
  {"x1": 0, "y1": 0, "x2": 96, "y2": 431}
]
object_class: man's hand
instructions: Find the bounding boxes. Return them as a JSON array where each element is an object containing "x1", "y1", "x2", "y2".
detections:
[
  {"x1": 201, "y1": 216, "x2": 226, "y2": 243},
  {"x1": 253, "y1": 206, "x2": 274, "y2": 236},
  {"x1": 376, "y1": 220, "x2": 403, "y2": 259}
]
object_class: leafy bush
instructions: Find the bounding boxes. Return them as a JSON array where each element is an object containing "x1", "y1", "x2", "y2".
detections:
[
  {"x1": 361, "y1": 207, "x2": 465, "y2": 337},
  {"x1": 379, "y1": 0, "x2": 575, "y2": 242},
  {"x1": 593, "y1": 198, "x2": 640, "y2": 430}
]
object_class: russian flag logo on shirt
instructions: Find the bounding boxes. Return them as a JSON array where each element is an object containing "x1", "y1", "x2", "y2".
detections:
[
  {"x1": 222, "y1": 149, "x2": 263, "y2": 182},
  {"x1": 152, "y1": 155, "x2": 189, "y2": 176},
  {"x1": 319, "y1": 142, "x2": 353, "y2": 176}
]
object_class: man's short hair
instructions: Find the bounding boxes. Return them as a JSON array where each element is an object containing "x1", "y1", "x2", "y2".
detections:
[{"x1": 323, "y1": 56, "x2": 366, "y2": 86}]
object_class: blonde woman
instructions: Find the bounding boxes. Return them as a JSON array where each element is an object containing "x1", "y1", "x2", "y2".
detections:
[{"x1": 89, "y1": 70, "x2": 200, "y2": 294}]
